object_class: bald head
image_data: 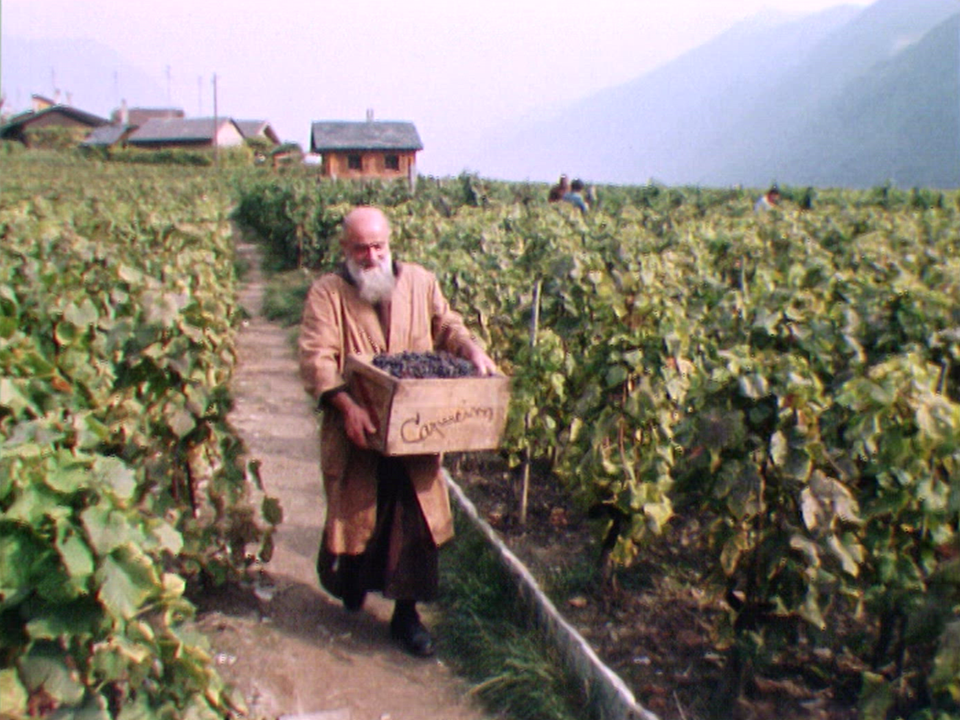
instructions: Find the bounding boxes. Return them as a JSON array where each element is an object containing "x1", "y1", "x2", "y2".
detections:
[{"x1": 342, "y1": 207, "x2": 390, "y2": 251}]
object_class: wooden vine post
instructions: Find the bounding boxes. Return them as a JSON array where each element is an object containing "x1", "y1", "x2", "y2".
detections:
[{"x1": 520, "y1": 279, "x2": 542, "y2": 526}]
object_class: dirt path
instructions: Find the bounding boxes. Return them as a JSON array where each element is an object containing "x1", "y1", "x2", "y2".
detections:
[{"x1": 194, "y1": 240, "x2": 492, "y2": 720}]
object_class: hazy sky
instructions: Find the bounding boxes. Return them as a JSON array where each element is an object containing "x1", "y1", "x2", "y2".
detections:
[{"x1": 2, "y1": 0, "x2": 874, "y2": 176}]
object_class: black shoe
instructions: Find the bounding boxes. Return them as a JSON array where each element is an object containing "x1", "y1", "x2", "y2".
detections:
[
  {"x1": 342, "y1": 587, "x2": 366, "y2": 612},
  {"x1": 390, "y1": 610, "x2": 435, "y2": 657},
  {"x1": 339, "y1": 555, "x2": 366, "y2": 612}
]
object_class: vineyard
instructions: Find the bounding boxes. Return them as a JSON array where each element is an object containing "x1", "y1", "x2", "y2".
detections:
[
  {"x1": 1, "y1": 154, "x2": 278, "y2": 719},
  {"x1": 2, "y1": 152, "x2": 959, "y2": 720},
  {"x1": 235, "y1": 172, "x2": 960, "y2": 719}
]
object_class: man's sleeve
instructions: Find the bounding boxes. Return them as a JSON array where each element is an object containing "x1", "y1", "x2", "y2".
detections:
[{"x1": 298, "y1": 277, "x2": 346, "y2": 402}]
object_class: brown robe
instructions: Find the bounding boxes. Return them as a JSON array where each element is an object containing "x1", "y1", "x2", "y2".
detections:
[{"x1": 298, "y1": 261, "x2": 478, "y2": 557}]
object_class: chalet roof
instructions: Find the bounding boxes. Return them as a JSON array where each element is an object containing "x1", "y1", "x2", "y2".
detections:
[
  {"x1": 310, "y1": 121, "x2": 423, "y2": 152},
  {"x1": 112, "y1": 107, "x2": 184, "y2": 126},
  {"x1": 0, "y1": 104, "x2": 110, "y2": 134},
  {"x1": 81, "y1": 124, "x2": 131, "y2": 147},
  {"x1": 235, "y1": 119, "x2": 280, "y2": 144},
  {"x1": 128, "y1": 117, "x2": 238, "y2": 143},
  {"x1": 3, "y1": 110, "x2": 35, "y2": 126}
]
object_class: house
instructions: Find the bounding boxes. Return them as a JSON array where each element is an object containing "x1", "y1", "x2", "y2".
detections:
[
  {"x1": 111, "y1": 106, "x2": 184, "y2": 127},
  {"x1": 126, "y1": 117, "x2": 245, "y2": 149},
  {"x1": 83, "y1": 113, "x2": 283, "y2": 156},
  {"x1": 309, "y1": 116, "x2": 422, "y2": 181},
  {"x1": 82, "y1": 106, "x2": 187, "y2": 149},
  {"x1": 267, "y1": 142, "x2": 304, "y2": 169},
  {"x1": 235, "y1": 120, "x2": 280, "y2": 146},
  {"x1": 0, "y1": 101, "x2": 110, "y2": 146}
]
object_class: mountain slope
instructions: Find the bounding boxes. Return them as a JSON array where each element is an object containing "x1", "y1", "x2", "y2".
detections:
[
  {"x1": 757, "y1": 12, "x2": 960, "y2": 188},
  {"x1": 468, "y1": 5, "x2": 860, "y2": 184},
  {"x1": 471, "y1": 0, "x2": 960, "y2": 188},
  {"x1": 696, "y1": 0, "x2": 960, "y2": 187}
]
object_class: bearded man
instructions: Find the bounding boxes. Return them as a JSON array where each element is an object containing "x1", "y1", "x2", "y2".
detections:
[{"x1": 299, "y1": 206, "x2": 497, "y2": 657}]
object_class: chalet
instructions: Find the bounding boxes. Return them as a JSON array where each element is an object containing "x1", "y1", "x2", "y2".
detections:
[
  {"x1": 235, "y1": 120, "x2": 280, "y2": 145},
  {"x1": 126, "y1": 117, "x2": 245, "y2": 149},
  {"x1": 0, "y1": 102, "x2": 109, "y2": 146},
  {"x1": 310, "y1": 117, "x2": 422, "y2": 181},
  {"x1": 111, "y1": 106, "x2": 184, "y2": 127}
]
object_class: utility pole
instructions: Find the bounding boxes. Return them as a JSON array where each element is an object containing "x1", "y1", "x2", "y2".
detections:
[
  {"x1": 212, "y1": 73, "x2": 219, "y2": 169},
  {"x1": 166, "y1": 65, "x2": 172, "y2": 105}
]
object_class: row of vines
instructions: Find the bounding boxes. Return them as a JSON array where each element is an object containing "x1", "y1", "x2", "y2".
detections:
[
  {"x1": 1, "y1": 155, "x2": 279, "y2": 719},
  {"x1": 234, "y1": 170, "x2": 960, "y2": 718}
]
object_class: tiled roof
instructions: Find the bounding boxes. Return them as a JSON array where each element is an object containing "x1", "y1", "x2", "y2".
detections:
[
  {"x1": 0, "y1": 105, "x2": 109, "y2": 133},
  {"x1": 128, "y1": 117, "x2": 234, "y2": 143},
  {"x1": 235, "y1": 120, "x2": 279, "y2": 143},
  {"x1": 235, "y1": 120, "x2": 265, "y2": 137},
  {"x1": 80, "y1": 124, "x2": 130, "y2": 147},
  {"x1": 3, "y1": 110, "x2": 35, "y2": 126},
  {"x1": 310, "y1": 121, "x2": 422, "y2": 152},
  {"x1": 113, "y1": 108, "x2": 184, "y2": 126}
]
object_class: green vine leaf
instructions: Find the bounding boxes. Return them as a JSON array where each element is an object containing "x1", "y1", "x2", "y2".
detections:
[
  {"x1": 56, "y1": 529, "x2": 95, "y2": 587},
  {"x1": 929, "y1": 620, "x2": 960, "y2": 702},
  {"x1": 95, "y1": 551, "x2": 157, "y2": 620},
  {"x1": 92, "y1": 457, "x2": 137, "y2": 502},
  {"x1": 0, "y1": 668, "x2": 28, "y2": 717},
  {"x1": 81, "y1": 506, "x2": 144, "y2": 557},
  {"x1": 18, "y1": 642, "x2": 86, "y2": 706}
]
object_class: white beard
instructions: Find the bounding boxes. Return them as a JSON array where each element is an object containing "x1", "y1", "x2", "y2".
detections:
[{"x1": 347, "y1": 254, "x2": 395, "y2": 304}]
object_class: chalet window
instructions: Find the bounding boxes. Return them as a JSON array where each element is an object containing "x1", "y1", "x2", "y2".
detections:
[
  {"x1": 384, "y1": 154, "x2": 400, "y2": 171},
  {"x1": 347, "y1": 154, "x2": 362, "y2": 170}
]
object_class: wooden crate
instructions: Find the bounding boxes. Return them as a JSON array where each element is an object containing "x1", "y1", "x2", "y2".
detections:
[{"x1": 344, "y1": 355, "x2": 511, "y2": 456}]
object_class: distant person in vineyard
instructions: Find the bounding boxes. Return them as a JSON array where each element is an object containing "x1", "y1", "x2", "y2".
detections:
[
  {"x1": 585, "y1": 183, "x2": 599, "y2": 210},
  {"x1": 547, "y1": 173, "x2": 570, "y2": 202},
  {"x1": 299, "y1": 206, "x2": 497, "y2": 658},
  {"x1": 562, "y1": 178, "x2": 590, "y2": 214},
  {"x1": 754, "y1": 184, "x2": 781, "y2": 212}
]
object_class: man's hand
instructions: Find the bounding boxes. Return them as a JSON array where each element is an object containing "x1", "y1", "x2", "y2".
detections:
[
  {"x1": 464, "y1": 343, "x2": 498, "y2": 376},
  {"x1": 330, "y1": 391, "x2": 377, "y2": 448}
]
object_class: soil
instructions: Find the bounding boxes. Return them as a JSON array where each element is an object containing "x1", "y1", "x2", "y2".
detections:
[{"x1": 204, "y1": 237, "x2": 862, "y2": 720}]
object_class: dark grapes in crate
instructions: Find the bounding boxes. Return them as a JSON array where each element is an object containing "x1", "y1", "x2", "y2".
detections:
[{"x1": 372, "y1": 351, "x2": 478, "y2": 379}]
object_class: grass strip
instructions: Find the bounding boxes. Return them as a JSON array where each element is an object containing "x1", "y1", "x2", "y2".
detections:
[
  {"x1": 437, "y1": 512, "x2": 590, "y2": 720},
  {"x1": 261, "y1": 269, "x2": 313, "y2": 325}
]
